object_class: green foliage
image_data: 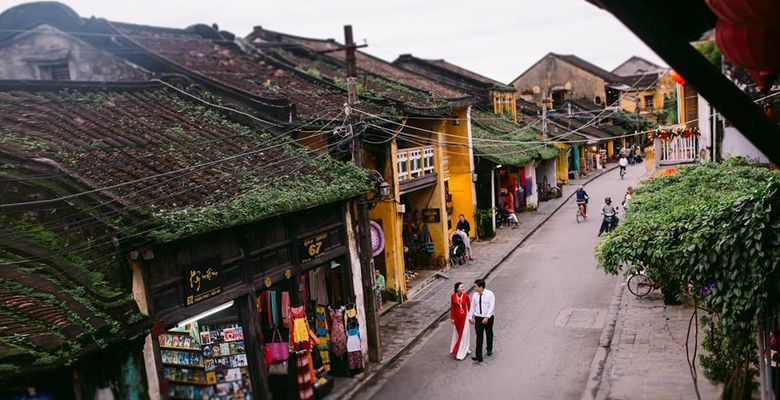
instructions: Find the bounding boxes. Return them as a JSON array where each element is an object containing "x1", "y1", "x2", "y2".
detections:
[
  {"x1": 150, "y1": 156, "x2": 371, "y2": 242},
  {"x1": 694, "y1": 41, "x2": 723, "y2": 70},
  {"x1": 595, "y1": 159, "x2": 780, "y2": 397},
  {"x1": 475, "y1": 208, "x2": 496, "y2": 239},
  {"x1": 662, "y1": 91, "x2": 678, "y2": 125},
  {"x1": 472, "y1": 111, "x2": 559, "y2": 165}
]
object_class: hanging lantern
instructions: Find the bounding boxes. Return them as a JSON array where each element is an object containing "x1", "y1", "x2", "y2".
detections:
[
  {"x1": 705, "y1": 0, "x2": 780, "y2": 26},
  {"x1": 683, "y1": 128, "x2": 692, "y2": 138},
  {"x1": 715, "y1": 20, "x2": 780, "y2": 90},
  {"x1": 660, "y1": 130, "x2": 669, "y2": 140},
  {"x1": 669, "y1": 70, "x2": 686, "y2": 86}
]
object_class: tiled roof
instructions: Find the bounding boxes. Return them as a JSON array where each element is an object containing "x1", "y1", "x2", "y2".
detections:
[
  {"x1": 111, "y1": 22, "x2": 348, "y2": 119},
  {"x1": 621, "y1": 73, "x2": 662, "y2": 90},
  {"x1": 0, "y1": 82, "x2": 370, "y2": 376},
  {"x1": 247, "y1": 27, "x2": 470, "y2": 103},
  {"x1": 394, "y1": 55, "x2": 514, "y2": 92},
  {"x1": 552, "y1": 53, "x2": 624, "y2": 84},
  {"x1": 471, "y1": 110, "x2": 559, "y2": 166}
]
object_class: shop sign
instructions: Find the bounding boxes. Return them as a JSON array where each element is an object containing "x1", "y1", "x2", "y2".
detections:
[
  {"x1": 301, "y1": 233, "x2": 328, "y2": 263},
  {"x1": 422, "y1": 208, "x2": 441, "y2": 223},
  {"x1": 184, "y1": 258, "x2": 223, "y2": 307}
]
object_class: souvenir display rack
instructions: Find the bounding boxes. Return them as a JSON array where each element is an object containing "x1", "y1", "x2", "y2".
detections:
[
  {"x1": 200, "y1": 324, "x2": 251, "y2": 400},
  {"x1": 159, "y1": 330, "x2": 210, "y2": 399}
]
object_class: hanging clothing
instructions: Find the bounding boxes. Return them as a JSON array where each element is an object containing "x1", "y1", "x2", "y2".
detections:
[
  {"x1": 268, "y1": 290, "x2": 280, "y2": 326},
  {"x1": 313, "y1": 268, "x2": 329, "y2": 305},
  {"x1": 296, "y1": 351, "x2": 314, "y2": 400},
  {"x1": 281, "y1": 292, "x2": 291, "y2": 328},
  {"x1": 314, "y1": 305, "x2": 331, "y2": 371},
  {"x1": 329, "y1": 308, "x2": 347, "y2": 358},
  {"x1": 450, "y1": 292, "x2": 471, "y2": 360},
  {"x1": 344, "y1": 304, "x2": 364, "y2": 370},
  {"x1": 297, "y1": 274, "x2": 310, "y2": 307}
]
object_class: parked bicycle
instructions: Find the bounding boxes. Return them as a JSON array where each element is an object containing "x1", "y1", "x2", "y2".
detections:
[{"x1": 627, "y1": 270, "x2": 659, "y2": 298}]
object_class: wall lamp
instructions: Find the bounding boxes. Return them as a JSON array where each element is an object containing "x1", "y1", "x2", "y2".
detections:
[{"x1": 361, "y1": 170, "x2": 391, "y2": 209}]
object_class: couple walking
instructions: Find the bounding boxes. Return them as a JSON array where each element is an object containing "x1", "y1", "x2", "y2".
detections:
[{"x1": 450, "y1": 279, "x2": 495, "y2": 362}]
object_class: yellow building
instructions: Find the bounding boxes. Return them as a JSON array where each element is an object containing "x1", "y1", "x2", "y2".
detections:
[{"x1": 612, "y1": 57, "x2": 674, "y2": 123}]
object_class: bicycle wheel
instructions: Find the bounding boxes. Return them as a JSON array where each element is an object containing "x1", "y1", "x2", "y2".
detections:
[
  {"x1": 627, "y1": 273, "x2": 653, "y2": 298},
  {"x1": 576, "y1": 209, "x2": 582, "y2": 223}
]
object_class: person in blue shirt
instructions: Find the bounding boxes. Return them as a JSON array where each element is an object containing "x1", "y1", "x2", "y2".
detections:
[{"x1": 575, "y1": 185, "x2": 590, "y2": 217}]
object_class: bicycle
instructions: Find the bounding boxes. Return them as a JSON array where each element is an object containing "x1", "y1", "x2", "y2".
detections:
[
  {"x1": 627, "y1": 270, "x2": 659, "y2": 298},
  {"x1": 576, "y1": 202, "x2": 588, "y2": 223}
]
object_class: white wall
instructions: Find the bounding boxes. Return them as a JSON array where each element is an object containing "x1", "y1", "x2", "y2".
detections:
[
  {"x1": 525, "y1": 163, "x2": 538, "y2": 210},
  {"x1": 697, "y1": 95, "x2": 769, "y2": 163}
]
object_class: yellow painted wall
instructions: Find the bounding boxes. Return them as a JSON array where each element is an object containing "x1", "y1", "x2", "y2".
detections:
[
  {"x1": 405, "y1": 118, "x2": 449, "y2": 265},
  {"x1": 443, "y1": 107, "x2": 476, "y2": 239},
  {"x1": 556, "y1": 144, "x2": 569, "y2": 184},
  {"x1": 366, "y1": 139, "x2": 407, "y2": 298},
  {"x1": 607, "y1": 141, "x2": 614, "y2": 158},
  {"x1": 492, "y1": 91, "x2": 517, "y2": 121},
  {"x1": 645, "y1": 146, "x2": 655, "y2": 173}
]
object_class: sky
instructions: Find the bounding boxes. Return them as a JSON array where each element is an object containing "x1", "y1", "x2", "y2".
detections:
[{"x1": 0, "y1": 0, "x2": 665, "y2": 83}]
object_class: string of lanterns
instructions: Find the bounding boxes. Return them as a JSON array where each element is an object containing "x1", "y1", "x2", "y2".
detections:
[{"x1": 647, "y1": 126, "x2": 701, "y2": 141}]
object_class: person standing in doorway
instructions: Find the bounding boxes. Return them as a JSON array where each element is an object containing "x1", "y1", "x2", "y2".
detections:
[
  {"x1": 469, "y1": 278, "x2": 495, "y2": 362},
  {"x1": 374, "y1": 269, "x2": 385, "y2": 311}
]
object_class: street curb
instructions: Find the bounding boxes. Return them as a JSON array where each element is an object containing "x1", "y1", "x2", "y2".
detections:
[
  {"x1": 340, "y1": 166, "x2": 618, "y2": 400},
  {"x1": 580, "y1": 278, "x2": 626, "y2": 400}
]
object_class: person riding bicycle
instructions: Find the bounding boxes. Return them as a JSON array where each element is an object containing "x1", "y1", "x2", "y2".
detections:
[
  {"x1": 575, "y1": 185, "x2": 589, "y2": 217},
  {"x1": 618, "y1": 155, "x2": 628, "y2": 176},
  {"x1": 598, "y1": 197, "x2": 619, "y2": 236}
]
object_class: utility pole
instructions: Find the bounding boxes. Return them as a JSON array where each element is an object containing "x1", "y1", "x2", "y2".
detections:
[{"x1": 342, "y1": 25, "x2": 382, "y2": 363}]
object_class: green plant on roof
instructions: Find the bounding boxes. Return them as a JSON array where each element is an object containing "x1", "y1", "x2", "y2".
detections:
[
  {"x1": 262, "y1": 80, "x2": 281, "y2": 94},
  {"x1": 299, "y1": 67, "x2": 322, "y2": 79}
]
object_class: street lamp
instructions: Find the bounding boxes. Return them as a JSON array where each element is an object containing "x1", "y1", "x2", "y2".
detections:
[{"x1": 361, "y1": 170, "x2": 390, "y2": 209}]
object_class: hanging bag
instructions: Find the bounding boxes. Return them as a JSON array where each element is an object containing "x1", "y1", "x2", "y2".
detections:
[
  {"x1": 267, "y1": 328, "x2": 289, "y2": 361},
  {"x1": 268, "y1": 360, "x2": 289, "y2": 375}
]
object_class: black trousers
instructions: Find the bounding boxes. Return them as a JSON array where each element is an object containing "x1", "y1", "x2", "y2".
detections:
[{"x1": 474, "y1": 316, "x2": 494, "y2": 359}]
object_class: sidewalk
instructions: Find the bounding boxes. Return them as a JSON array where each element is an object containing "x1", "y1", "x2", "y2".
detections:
[
  {"x1": 327, "y1": 168, "x2": 614, "y2": 400},
  {"x1": 582, "y1": 290, "x2": 723, "y2": 400}
]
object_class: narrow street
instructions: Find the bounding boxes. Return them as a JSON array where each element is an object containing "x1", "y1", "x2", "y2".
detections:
[{"x1": 354, "y1": 164, "x2": 644, "y2": 400}]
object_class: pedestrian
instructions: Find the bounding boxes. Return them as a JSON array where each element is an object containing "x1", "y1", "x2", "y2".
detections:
[
  {"x1": 450, "y1": 282, "x2": 471, "y2": 360},
  {"x1": 374, "y1": 269, "x2": 385, "y2": 311},
  {"x1": 455, "y1": 214, "x2": 474, "y2": 260},
  {"x1": 469, "y1": 278, "x2": 495, "y2": 362}
]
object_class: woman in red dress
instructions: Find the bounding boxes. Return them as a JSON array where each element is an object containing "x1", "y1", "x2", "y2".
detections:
[{"x1": 450, "y1": 282, "x2": 471, "y2": 360}]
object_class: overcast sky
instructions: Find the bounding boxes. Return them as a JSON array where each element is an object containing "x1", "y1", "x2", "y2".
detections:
[{"x1": 0, "y1": 0, "x2": 665, "y2": 83}]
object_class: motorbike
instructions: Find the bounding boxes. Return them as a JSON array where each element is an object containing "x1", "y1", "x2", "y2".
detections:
[{"x1": 449, "y1": 234, "x2": 467, "y2": 267}]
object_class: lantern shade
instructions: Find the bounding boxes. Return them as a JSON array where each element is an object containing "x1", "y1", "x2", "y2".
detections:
[
  {"x1": 669, "y1": 70, "x2": 686, "y2": 86},
  {"x1": 706, "y1": 0, "x2": 780, "y2": 26},
  {"x1": 716, "y1": 20, "x2": 780, "y2": 72}
]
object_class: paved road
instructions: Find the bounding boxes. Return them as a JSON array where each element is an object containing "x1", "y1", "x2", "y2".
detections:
[{"x1": 354, "y1": 164, "x2": 644, "y2": 400}]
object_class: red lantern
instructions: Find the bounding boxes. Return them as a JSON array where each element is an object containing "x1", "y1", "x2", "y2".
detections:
[
  {"x1": 669, "y1": 70, "x2": 686, "y2": 86},
  {"x1": 683, "y1": 128, "x2": 692, "y2": 138},
  {"x1": 715, "y1": 20, "x2": 780, "y2": 90},
  {"x1": 706, "y1": 0, "x2": 780, "y2": 26},
  {"x1": 660, "y1": 130, "x2": 669, "y2": 140}
]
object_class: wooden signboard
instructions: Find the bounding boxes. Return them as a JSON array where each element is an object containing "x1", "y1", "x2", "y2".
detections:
[
  {"x1": 300, "y1": 232, "x2": 329, "y2": 263},
  {"x1": 422, "y1": 208, "x2": 441, "y2": 223},
  {"x1": 183, "y1": 257, "x2": 223, "y2": 306}
]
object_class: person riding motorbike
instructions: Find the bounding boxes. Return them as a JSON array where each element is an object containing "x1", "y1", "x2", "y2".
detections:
[
  {"x1": 598, "y1": 197, "x2": 619, "y2": 236},
  {"x1": 575, "y1": 185, "x2": 589, "y2": 217}
]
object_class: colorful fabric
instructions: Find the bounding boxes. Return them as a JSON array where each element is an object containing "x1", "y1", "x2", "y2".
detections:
[
  {"x1": 329, "y1": 309, "x2": 347, "y2": 358},
  {"x1": 347, "y1": 348, "x2": 364, "y2": 371},
  {"x1": 314, "y1": 305, "x2": 331, "y2": 371},
  {"x1": 281, "y1": 291, "x2": 291, "y2": 328},
  {"x1": 269, "y1": 290, "x2": 279, "y2": 326},
  {"x1": 296, "y1": 351, "x2": 314, "y2": 400}
]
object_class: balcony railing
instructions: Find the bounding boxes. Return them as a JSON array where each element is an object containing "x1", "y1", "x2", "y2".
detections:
[
  {"x1": 659, "y1": 136, "x2": 699, "y2": 164},
  {"x1": 398, "y1": 146, "x2": 435, "y2": 181}
]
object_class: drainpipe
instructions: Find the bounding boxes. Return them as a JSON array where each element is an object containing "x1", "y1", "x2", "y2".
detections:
[{"x1": 490, "y1": 168, "x2": 496, "y2": 232}]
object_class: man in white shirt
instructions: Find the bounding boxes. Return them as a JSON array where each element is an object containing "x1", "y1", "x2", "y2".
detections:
[
  {"x1": 618, "y1": 155, "x2": 628, "y2": 175},
  {"x1": 469, "y1": 278, "x2": 495, "y2": 362}
]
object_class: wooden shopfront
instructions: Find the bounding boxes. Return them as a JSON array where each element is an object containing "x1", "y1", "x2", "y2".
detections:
[{"x1": 143, "y1": 202, "x2": 361, "y2": 400}]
